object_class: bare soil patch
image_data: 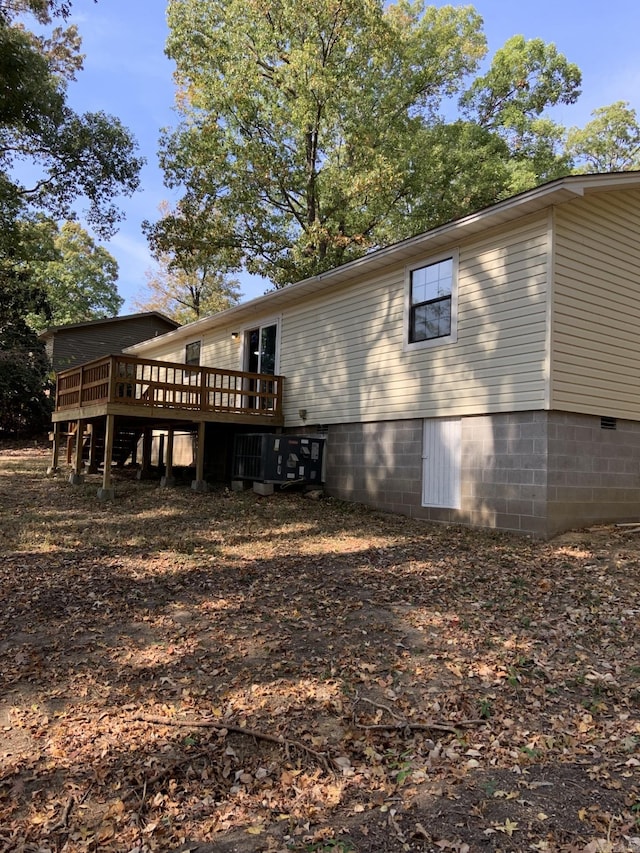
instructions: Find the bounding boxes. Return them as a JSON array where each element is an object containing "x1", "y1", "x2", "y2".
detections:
[{"x1": 0, "y1": 445, "x2": 639, "y2": 852}]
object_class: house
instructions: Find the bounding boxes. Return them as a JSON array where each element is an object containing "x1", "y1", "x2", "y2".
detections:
[
  {"x1": 51, "y1": 172, "x2": 640, "y2": 538},
  {"x1": 40, "y1": 311, "x2": 179, "y2": 373},
  {"x1": 42, "y1": 311, "x2": 183, "y2": 469}
]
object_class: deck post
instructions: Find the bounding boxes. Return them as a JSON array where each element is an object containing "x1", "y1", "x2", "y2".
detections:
[
  {"x1": 191, "y1": 421, "x2": 208, "y2": 492},
  {"x1": 137, "y1": 428, "x2": 153, "y2": 480},
  {"x1": 160, "y1": 427, "x2": 176, "y2": 488},
  {"x1": 97, "y1": 414, "x2": 116, "y2": 500},
  {"x1": 86, "y1": 424, "x2": 99, "y2": 474},
  {"x1": 47, "y1": 422, "x2": 61, "y2": 475},
  {"x1": 68, "y1": 418, "x2": 85, "y2": 484}
]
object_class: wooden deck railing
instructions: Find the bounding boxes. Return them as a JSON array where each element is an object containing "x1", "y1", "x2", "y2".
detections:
[{"x1": 55, "y1": 354, "x2": 284, "y2": 420}]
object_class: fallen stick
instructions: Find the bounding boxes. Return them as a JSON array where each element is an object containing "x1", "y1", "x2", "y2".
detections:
[
  {"x1": 352, "y1": 694, "x2": 484, "y2": 734},
  {"x1": 127, "y1": 753, "x2": 208, "y2": 801},
  {"x1": 47, "y1": 795, "x2": 74, "y2": 832},
  {"x1": 354, "y1": 693, "x2": 404, "y2": 721},
  {"x1": 130, "y1": 713, "x2": 331, "y2": 771},
  {"x1": 354, "y1": 719, "x2": 485, "y2": 734}
]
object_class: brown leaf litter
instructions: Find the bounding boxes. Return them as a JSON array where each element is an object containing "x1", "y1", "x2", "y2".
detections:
[{"x1": 0, "y1": 444, "x2": 638, "y2": 852}]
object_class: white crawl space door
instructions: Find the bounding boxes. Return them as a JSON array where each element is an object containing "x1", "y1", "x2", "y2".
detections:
[{"x1": 422, "y1": 417, "x2": 461, "y2": 508}]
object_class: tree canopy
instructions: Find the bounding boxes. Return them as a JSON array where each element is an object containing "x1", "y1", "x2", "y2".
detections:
[
  {"x1": 0, "y1": 0, "x2": 142, "y2": 433},
  {"x1": 0, "y1": 317, "x2": 52, "y2": 435},
  {"x1": 0, "y1": 5, "x2": 142, "y2": 237},
  {"x1": 151, "y1": 0, "x2": 582, "y2": 287},
  {"x1": 135, "y1": 251, "x2": 241, "y2": 325},
  {"x1": 28, "y1": 220, "x2": 122, "y2": 332},
  {"x1": 139, "y1": 202, "x2": 242, "y2": 324},
  {"x1": 566, "y1": 101, "x2": 640, "y2": 173}
]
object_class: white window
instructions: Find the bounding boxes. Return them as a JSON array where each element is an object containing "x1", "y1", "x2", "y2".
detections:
[
  {"x1": 422, "y1": 418, "x2": 461, "y2": 509},
  {"x1": 406, "y1": 251, "x2": 458, "y2": 350}
]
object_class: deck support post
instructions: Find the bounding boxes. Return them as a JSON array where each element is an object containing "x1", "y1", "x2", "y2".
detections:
[
  {"x1": 137, "y1": 428, "x2": 153, "y2": 480},
  {"x1": 86, "y1": 424, "x2": 99, "y2": 474},
  {"x1": 191, "y1": 422, "x2": 208, "y2": 492},
  {"x1": 160, "y1": 427, "x2": 176, "y2": 488},
  {"x1": 47, "y1": 422, "x2": 61, "y2": 475},
  {"x1": 98, "y1": 414, "x2": 115, "y2": 500},
  {"x1": 68, "y1": 418, "x2": 85, "y2": 484}
]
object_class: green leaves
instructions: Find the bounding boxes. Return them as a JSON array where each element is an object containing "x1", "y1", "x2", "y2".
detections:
[
  {"x1": 0, "y1": 319, "x2": 52, "y2": 435},
  {"x1": 0, "y1": 10, "x2": 143, "y2": 237},
  {"x1": 140, "y1": 201, "x2": 242, "y2": 323},
  {"x1": 0, "y1": 0, "x2": 140, "y2": 415},
  {"x1": 160, "y1": 0, "x2": 494, "y2": 287},
  {"x1": 566, "y1": 101, "x2": 640, "y2": 173},
  {"x1": 27, "y1": 221, "x2": 123, "y2": 332},
  {"x1": 461, "y1": 35, "x2": 581, "y2": 129},
  {"x1": 158, "y1": 1, "x2": 631, "y2": 290},
  {"x1": 459, "y1": 35, "x2": 581, "y2": 195},
  {"x1": 135, "y1": 248, "x2": 242, "y2": 324}
]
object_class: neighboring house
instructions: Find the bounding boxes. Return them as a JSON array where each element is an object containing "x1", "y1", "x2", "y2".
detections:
[
  {"x1": 55, "y1": 172, "x2": 640, "y2": 537},
  {"x1": 40, "y1": 312, "x2": 179, "y2": 373}
]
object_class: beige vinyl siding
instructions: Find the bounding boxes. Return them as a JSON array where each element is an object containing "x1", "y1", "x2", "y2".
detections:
[
  {"x1": 280, "y1": 214, "x2": 549, "y2": 425},
  {"x1": 552, "y1": 189, "x2": 640, "y2": 418},
  {"x1": 134, "y1": 339, "x2": 187, "y2": 363},
  {"x1": 201, "y1": 329, "x2": 242, "y2": 371},
  {"x1": 132, "y1": 324, "x2": 242, "y2": 371},
  {"x1": 132, "y1": 216, "x2": 549, "y2": 426}
]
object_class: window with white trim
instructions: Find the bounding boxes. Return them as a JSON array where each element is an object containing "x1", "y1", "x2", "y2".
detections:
[{"x1": 407, "y1": 255, "x2": 457, "y2": 346}]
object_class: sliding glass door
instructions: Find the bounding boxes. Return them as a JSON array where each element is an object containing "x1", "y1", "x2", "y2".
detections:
[{"x1": 244, "y1": 322, "x2": 278, "y2": 409}]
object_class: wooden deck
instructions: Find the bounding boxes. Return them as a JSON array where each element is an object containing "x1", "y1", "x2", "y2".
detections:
[{"x1": 52, "y1": 354, "x2": 284, "y2": 426}]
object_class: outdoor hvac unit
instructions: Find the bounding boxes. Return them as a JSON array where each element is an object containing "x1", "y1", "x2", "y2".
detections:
[{"x1": 233, "y1": 434, "x2": 325, "y2": 484}]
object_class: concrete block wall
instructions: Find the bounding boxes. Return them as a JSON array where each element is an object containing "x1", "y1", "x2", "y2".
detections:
[
  {"x1": 546, "y1": 412, "x2": 640, "y2": 536},
  {"x1": 325, "y1": 420, "x2": 425, "y2": 516},
  {"x1": 324, "y1": 411, "x2": 640, "y2": 538},
  {"x1": 460, "y1": 412, "x2": 549, "y2": 536},
  {"x1": 325, "y1": 415, "x2": 550, "y2": 534}
]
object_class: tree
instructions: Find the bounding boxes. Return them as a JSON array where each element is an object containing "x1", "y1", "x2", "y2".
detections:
[
  {"x1": 565, "y1": 101, "x2": 640, "y2": 173},
  {"x1": 1, "y1": 1, "x2": 89, "y2": 21},
  {"x1": 140, "y1": 202, "x2": 241, "y2": 323},
  {"x1": 135, "y1": 252, "x2": 242, "y2": 324},
  {"x1": 0, "y1": 7, "x2": 142, "y2": 238},
  {"x1": 155, "y1": 0, "x2": 487, "y2": 286},
  {"x1": 460, "y1": 35, "x2": 580, "y2": 189},
  {"x1": 153, "y1": 0, "x2": 581, "y2": 287},
  {"x1": 0, "y1": 318, "x2": 52, "y2": 436},
  {"x1": 0, "y1": 0, "x2": 141, "y2": 432},
  {"x1": 0, "y1": 0, "x2": 142, "y2": 296},
  {"x1": 28, "y1": 221, "x2": 122, "y2": 332}
]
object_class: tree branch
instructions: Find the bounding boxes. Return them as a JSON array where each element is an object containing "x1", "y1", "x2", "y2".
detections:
[{"x1": 129, "y1": 713, "x2": 332, "y2": 772}]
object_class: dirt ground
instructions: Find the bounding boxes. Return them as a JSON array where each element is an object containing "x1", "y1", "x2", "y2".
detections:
[{"x1": 0, "y1": 443, "x2": 639, "y2": 853}]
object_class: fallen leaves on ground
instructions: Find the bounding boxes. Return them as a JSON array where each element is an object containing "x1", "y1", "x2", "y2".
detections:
[{"x1": 0, "y1": 445, "x2": 638, "y2": 852}]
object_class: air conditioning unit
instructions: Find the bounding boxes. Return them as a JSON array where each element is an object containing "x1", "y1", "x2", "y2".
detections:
[{"x1": 233, "y1": 433, "x2": 325, "y2": 484}]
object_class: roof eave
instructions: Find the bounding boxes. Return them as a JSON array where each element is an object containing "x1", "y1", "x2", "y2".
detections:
[{"x1": 126, "y1": 171, "x2": 640, "y2": 353}]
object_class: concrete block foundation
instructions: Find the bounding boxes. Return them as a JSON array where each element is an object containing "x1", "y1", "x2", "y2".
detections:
[{"x1": 322, "y1": 411, "x2": 640, "y2": 538}]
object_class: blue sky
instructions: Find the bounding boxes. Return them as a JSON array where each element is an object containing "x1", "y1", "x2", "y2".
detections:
[{"x1": 62, "y1": 0, "x2": 640, "y2": 312}]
